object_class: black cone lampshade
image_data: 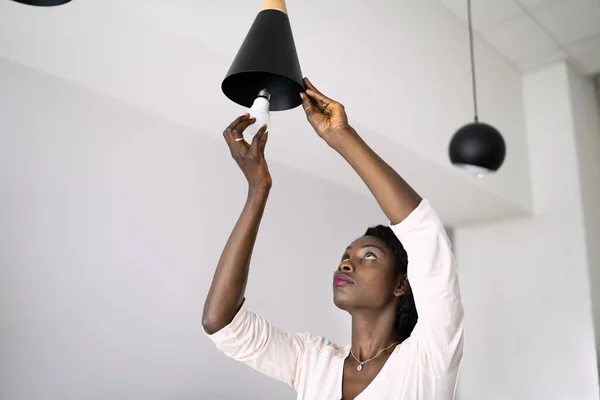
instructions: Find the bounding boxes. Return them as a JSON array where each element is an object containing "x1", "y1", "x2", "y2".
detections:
[
  {"x1": 449, "y1": 122, "x2": 506, "y2": 174},
  {"x1": 10, "y1": 0, "x2": 72, "y2": 5},
  {"x1": 222, "y1": 0, "x2": 304, "y2": 111}
]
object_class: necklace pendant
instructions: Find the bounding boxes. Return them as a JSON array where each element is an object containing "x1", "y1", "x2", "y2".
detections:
[{"x1": 357, "y1": 363, "x2": 363, "y2": 371}]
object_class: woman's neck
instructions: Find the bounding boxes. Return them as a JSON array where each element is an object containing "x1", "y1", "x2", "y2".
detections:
[{"x1": 350, "y1": 304, "x2": 398, "y2": 360}]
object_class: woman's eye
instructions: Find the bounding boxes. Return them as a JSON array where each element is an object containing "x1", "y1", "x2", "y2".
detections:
[
  {"x1": 364, "y1": 252, "x2": 377, "y2": 260},
  {"x1": 341, "y1": 255, "x2": 349, "y2": 262}
]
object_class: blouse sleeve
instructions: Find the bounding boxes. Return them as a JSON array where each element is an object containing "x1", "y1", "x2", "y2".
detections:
[
  {"x1": 389, "y1": 199, "x2": 465, "y2": 376},
  {"x1": 203, "y1": 304, "x2": 306, "y2": 391}
]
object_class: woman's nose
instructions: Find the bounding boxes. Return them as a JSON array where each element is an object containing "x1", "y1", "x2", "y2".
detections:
[{"x1": 338, "y1": 261, "x2": 354, "y2": 272}]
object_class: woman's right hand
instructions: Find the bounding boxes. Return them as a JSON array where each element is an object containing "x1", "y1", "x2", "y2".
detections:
[{"x1": 223, "y1": 114, "x2": 272, "y2": 190}]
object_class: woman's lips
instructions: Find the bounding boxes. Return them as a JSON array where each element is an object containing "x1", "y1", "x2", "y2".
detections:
[{"x1": 333, "y1": 274, "x2": 355, "y2": 286}]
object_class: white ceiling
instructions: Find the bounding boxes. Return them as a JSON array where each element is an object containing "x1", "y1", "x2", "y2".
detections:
[
  {"x1": 441, "y1": 0, "x2": 600, "y2": 75},
  {"x1": 0, "y1": 0, "x2": 535, "y2": 226}
]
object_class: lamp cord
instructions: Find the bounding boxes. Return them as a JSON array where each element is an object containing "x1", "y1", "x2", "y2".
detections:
[{"x1": 467, "y1": 0, "x2": 479, "y2": 123}]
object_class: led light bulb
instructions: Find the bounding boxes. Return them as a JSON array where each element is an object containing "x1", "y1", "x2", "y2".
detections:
[
  {"x1": 453, "y1": 164, "x2": 491, "y2": 179},
  {"x1": 245, "y1": 89, "x2": 271, "y2": 137}
]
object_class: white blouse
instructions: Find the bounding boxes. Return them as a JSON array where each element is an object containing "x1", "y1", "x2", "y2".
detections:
[{"x1": 204, "y1": 199, "x2": 464, "y2": 399}]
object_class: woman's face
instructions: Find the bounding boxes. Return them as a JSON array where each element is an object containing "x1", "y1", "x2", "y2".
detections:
[{"x1": 333, "y1": 235, "x2": 404, "y2": 312}]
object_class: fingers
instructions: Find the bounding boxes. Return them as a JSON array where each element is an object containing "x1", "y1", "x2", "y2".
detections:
[
  {"x1": 300, "y1": 92, "x2": 317, "y2": 120},
  {"x1": 227, "y1": 113, "x2": 250, "y2": 131},
  {"x1": 223, "y1": 116, "x2": 268, "y2": 161},
  {"x1": 306, "y1": 90, "x2": 330, "y2": 111},
  {"x1": 223, "y1": 114, "x2": 255, "y2": 155},
  {"x1": 249, "y1": 124, "x2": 268, "y2": 157},
  {"x1": 304, "y1": 77, "x2": 323, "y2": 96},
  {"x1": 303, "y1": 77, "x2": 333, "y2": 108},
  {"x1": 223, "y1": 129, "x2": 246, "y2": 158},
  {"x1": 229, "y1": 129, "x2": 247, "y2": 144},
  {"x1": 231, "y1": 116, "x2": 257, "y2": 140},
  {"x1": 224, "y1": 113, "x2": 256, "y2": 143},
  {"x1": 259, "y1": 131, "x2": 269, "y2": 154}
]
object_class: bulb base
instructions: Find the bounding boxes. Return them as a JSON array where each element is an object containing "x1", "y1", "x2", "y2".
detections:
[{"x1": 257, "y1": 89, "x2": 272, "y2": 102}]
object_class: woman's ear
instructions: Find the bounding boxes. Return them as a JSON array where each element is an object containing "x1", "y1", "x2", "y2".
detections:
[{"x1": 393, "y1": 276, "x2": 408, "y2": 298}]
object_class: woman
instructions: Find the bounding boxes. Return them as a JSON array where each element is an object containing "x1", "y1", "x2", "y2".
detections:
[{"x1": 202, "y1": 78, "x2": 464, "y2": 399}]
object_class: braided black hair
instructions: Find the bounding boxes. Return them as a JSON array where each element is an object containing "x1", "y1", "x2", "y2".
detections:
[{"x1": 363, "y1": 225, "x2": 418, "y2": 343}]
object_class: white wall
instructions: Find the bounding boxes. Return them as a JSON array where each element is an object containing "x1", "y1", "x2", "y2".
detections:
[
  {"x1": 455, "y1": 62, "x2": 600, "y2": 400},
  {"x1": 0, "y1": 59, "x2": 388, "y2": 400},
  {"x1": 0, "y1": 0, "x2": 533, "y2": 224},
  {"x1": 570, "y1": 68, "x2": 600, "y2": 376}
]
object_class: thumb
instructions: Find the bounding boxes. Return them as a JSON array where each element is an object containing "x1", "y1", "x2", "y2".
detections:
[
  {"x1": 259, "y1": 130, "x2": 269, "y2": 154},
  {"x1": 249, "y1": 125, "x2": 267, "y2": 156},
  {"x1": 300, "y1": 92, "x2": 318, "y2": 122}
]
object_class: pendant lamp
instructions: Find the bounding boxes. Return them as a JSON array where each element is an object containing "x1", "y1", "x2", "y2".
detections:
[
  {"x1": 222, "y1": 0, "x2": 304, "y2": 136},
  {"x1": 10, "y1": 0, "x2": 72, "y2": 5},
  {"x1": 449, "y1": 0, "x2": 506, "y2": 176}
]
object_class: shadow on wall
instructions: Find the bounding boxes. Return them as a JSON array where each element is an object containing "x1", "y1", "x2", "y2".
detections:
[
  {"x1": 445, "y1": 227, "x2": 455, "y2": 248},
  {"x1": 596, "y1": 75, "x2": 600, "y2": 106}
]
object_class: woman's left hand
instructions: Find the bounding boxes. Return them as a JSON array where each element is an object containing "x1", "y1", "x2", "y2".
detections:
[{"x1": 300, "y1": 77, "x2": 350, "y2": 147}]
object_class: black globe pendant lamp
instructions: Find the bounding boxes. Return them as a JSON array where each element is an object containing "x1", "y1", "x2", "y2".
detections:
[
  {"x1": 10, "y1": 0, "x2": 72, "y2": 5},
  {"x1": 449, "y1": 0, "x2": 506, "y2": 176}
]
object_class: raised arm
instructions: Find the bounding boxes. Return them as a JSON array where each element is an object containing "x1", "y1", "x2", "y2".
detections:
[
  {"x1": 202, "y1": 115, "x2": 270, "y2": 334},
  {"x1": 301, "y1": 79, "x2": 464, "y2": 376},
  {"x1": 202, "y1": 116, "x2": 317, "y2": 391},
  {"x1": 300, "y1": 79, "x2": 421, "y2": 224}
]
